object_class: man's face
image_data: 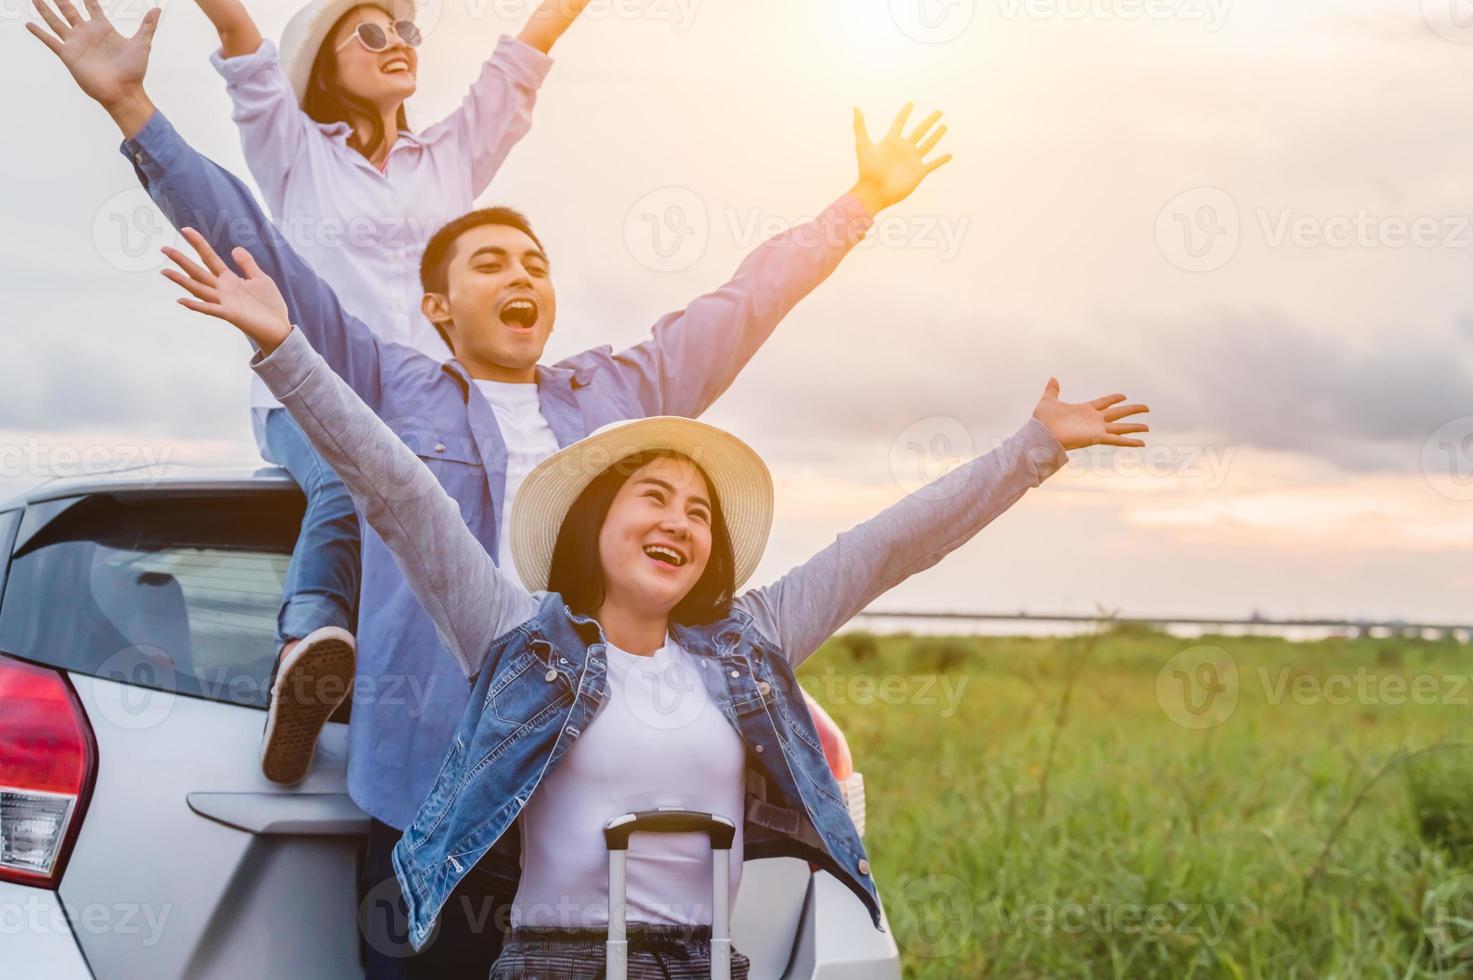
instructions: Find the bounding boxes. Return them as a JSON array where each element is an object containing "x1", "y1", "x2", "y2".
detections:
[{"x1": 425, "y1": 223, "x2": 557, "y2": 376}]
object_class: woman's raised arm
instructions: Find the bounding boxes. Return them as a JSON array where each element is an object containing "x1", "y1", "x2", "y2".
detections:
[
  {"x1": 192, "y1": 0, "x2": 263, "y2": 57},
  {"x1": 735, "y1": 382, "x2": 1149, "y2": 668},
  {"x1": 160, "y1": 231, "x2": 539, "y2": 679}
]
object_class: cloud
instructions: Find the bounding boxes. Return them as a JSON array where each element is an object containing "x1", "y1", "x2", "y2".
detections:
[{"x1": 694, "y1": 303, "x2": 1473, "y2": 479}]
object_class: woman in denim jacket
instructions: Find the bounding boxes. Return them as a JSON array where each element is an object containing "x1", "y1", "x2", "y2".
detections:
[{"x1": 161, "y1": 233, "x2": 1150, "y2": 977}]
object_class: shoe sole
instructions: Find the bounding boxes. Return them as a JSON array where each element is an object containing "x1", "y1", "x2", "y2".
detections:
[{"x1": 260, "y1": 628, "x2": 356, "y2": 785}]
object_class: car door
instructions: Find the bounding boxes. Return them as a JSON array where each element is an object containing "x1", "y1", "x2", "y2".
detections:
[{"x1": 0, "y1": 482, "x2": 371, "y2": 980}]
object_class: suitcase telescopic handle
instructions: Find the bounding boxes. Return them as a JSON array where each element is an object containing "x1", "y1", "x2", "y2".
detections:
[
  {"x1": 603, "y1": 809, "x2": 738, "y2": 850},
  {"x1": 603, "y1": 809, "x2": 736, "y2": 980}
]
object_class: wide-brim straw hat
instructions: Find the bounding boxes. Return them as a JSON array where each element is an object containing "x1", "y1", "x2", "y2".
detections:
[
  {"x1": 510, "y1": 417, "x2": 775, "y2": 595},
  {"x1": 279, "y1": 0, "x2": 418, "y2": 106}
]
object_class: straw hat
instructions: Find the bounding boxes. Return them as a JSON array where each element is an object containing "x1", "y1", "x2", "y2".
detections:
[
  {"x1": 510, "y1": 418, "x2": 775, "y2": 595},
  {"x1": 278, "y1": 0, "x2": 418, "y2": 106}
]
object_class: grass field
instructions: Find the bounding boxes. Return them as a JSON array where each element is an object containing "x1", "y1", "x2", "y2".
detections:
[{"x1": 799, "y1": 627, "x2": 1473, "y2": 978}]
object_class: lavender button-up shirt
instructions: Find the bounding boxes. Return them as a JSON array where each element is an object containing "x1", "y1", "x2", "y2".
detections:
[
  {"x1": 210, "y1": 36, "x2": 552, "y2": 423},
  {"x1": 121, "y1": 111, "x2": 873, "y2": 828}
]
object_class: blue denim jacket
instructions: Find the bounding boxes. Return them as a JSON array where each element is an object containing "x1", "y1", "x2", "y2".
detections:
[
  {"x1": 251, "y1": 326, "x2": 1068, "y2": 950},
  {"x1": 120, "y1": 111, "x2": 874, "y2": 829},
  {"x1": 250, "y1": 328, "x2": 1072, "y2": 949},
  {"x1": 392, "y1": 594, "x2": 882, "y2": 948}
]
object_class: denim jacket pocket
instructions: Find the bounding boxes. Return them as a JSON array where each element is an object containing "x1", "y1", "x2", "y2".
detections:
[{"x1": 484, "y1": 647, "x2": 575, "y2": 721}]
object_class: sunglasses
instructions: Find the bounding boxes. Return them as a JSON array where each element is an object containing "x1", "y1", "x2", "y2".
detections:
[{"x1": 336, "y1": 19, "x2": 422, "y2": 53}]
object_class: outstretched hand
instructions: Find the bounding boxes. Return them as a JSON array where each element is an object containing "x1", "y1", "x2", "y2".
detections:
[
  {"x1": 1032, "y1": 379, "x2": 1151, "y2": 452},
  {"x1": 850, "y1": 103, "x2": 954, "y2": 217},
  {"x1": 161, "y1": 229, "x2": 293, "y2": 354},
  {"x1": 27, "y1": 0, "x2": 159, "y2": 122}
]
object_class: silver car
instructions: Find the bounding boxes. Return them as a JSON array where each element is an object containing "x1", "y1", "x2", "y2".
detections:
[{"x1": 0, "y1": 465, "x2": 901, "y2": 979}]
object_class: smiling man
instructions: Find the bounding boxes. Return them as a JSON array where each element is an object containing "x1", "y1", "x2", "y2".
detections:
[{"x1": 30, "y1": 0, "x2": 952, "y2": 972}]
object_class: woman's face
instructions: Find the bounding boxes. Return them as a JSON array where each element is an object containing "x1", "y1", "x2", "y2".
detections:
[
  {"x1": 596, "y1": 455, "x2": 714, "y2": 619},
  {"x1": 328, "y1": 5, "x2": 418, "y2": 109}
]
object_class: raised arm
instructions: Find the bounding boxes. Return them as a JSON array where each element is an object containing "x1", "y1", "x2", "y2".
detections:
[
  {"x1": 193, "y1": 0, "x2": 262, "y2": 57},
  {"x1": 27, "y1": 0, "x2": 390, "y2": 405},
  {"x1": 210, "y1": 38, "x2": 314, "y2": 209},
  {"x1": 561, "y1": 103, "x2": 953, "y2": 421},
  {"x1": 161, "y1": 235, "x2": 539, "y2": 678},
  {"x1": 736, "y1": 383, "x2": 1151, "y2": 667},
  {"x1": 420, "y1": 19, "x2": 562, "y2": 194},
  {"x1": 517, "y1": 0, "x2": 594, "y2": 53}
]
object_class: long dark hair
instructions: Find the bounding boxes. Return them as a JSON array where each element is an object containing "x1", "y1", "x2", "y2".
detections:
[
  {"x1": 548, "y1": 451, "x2": 736, "y2": 626},
  {"x1": 302, "y1": 6, "x2": 411, "y2": 163}
]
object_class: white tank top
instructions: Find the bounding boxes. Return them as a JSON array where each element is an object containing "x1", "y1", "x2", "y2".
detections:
[{"x1": 510, "y1": 635, "x2": 747, "y2": 928}]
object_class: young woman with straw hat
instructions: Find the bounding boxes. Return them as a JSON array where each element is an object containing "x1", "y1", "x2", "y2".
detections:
[
  {"x1": 182, "y1": 0, "x2": 593, "y2": 785},
  {"x1": 160, "y1": 231, "x2": 1149, "y2": 976}
]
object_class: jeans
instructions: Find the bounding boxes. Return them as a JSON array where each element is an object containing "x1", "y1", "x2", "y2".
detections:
[
  {"x1": 360, "y1": 819, "x2": 509, "y2": 979},
  {"x1": 263, "y1": 408, "x2": 361, "y2": 645}
]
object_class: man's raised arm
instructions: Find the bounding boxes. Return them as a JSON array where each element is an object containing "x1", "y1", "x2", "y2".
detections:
[
  {"x1": 565, "y1": 103, "x2": 954, "y2": 420},
  {"x1": 27, "y1": 0, "x2": 387, "y2": 406}
]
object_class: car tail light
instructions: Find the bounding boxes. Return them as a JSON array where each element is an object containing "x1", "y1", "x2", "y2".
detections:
[
  {"x1": 802, "y1": 692, "x2": 866, "y2": 837},
  {"x1": 0, "y1": 653, "x2": 97, "y2": 887}
]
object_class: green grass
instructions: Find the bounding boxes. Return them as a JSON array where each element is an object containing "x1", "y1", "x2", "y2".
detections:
[{"x1": 798, "y1": 627, "x2": 1473, "y2": 978}]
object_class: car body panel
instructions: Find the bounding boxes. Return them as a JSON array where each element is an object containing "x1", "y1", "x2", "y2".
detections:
[
  {"x1": 57, "y1": 673, "x2": 363, "y2": 980},
  {"x1": 0, "y1": 881, "x2": 94, "y2": 979}
]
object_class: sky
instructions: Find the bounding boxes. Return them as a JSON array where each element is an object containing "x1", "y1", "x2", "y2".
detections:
[{"x1": 2, "y1": 0, "x2": 1472, "y2": 623}]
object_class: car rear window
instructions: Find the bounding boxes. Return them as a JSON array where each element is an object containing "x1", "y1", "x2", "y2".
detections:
[{"x1": 0, "y1": 491, "x2": 305, "y2": 709}]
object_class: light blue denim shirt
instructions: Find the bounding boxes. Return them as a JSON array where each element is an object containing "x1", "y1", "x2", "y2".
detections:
[
  {"x1": 121, "y1": 112, "x2": 875, "y2": 828},
  {"x1": 250, "y1": 326, "x2": 1069, "y2": 944}
]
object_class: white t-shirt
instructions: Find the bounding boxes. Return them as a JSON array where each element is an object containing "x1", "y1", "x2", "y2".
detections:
[
  {"x1": 510, "y1": 636, "x2": 747, "y2": 929},
  {"x1": 471, "y1": 380, "x2": 560, "y2": 591}
]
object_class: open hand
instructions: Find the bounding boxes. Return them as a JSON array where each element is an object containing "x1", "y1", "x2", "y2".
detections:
[
  {"x1": 27, "y1": 0, "x2": 158, "y2": 109},
  {"x1": 161, "y1": 229, "x2": 292, "y2": 354},
  {"x1": 1032, "y1": 379, "x2": 1150, "y2": 452},
  {"x1": 850, "y1": 103, "x2": 954, "y2": 216}
]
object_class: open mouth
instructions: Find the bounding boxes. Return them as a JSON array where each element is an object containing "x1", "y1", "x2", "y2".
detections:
[
  {"x1": 499, "y1": 297, "x2": 539, "y2": 330},
  {"x1": 643, "y1": 544, "x2": 687, "y2": 568},
  {"x1": 382, "y1": 57, "x2": 412, "y2": 74}
]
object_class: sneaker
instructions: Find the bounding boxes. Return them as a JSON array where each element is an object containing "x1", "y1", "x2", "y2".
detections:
[{"x1": 260, "y1": 626, "x2": 356, "y2": 785}]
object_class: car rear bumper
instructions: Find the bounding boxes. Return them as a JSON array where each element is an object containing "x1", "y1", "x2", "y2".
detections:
[
  {"x1": 789, "y1": 872, "x2": 902, "y2": 979},
  {"x1": 0, "y1": 881, "x2": 94, "y2": 979}
]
